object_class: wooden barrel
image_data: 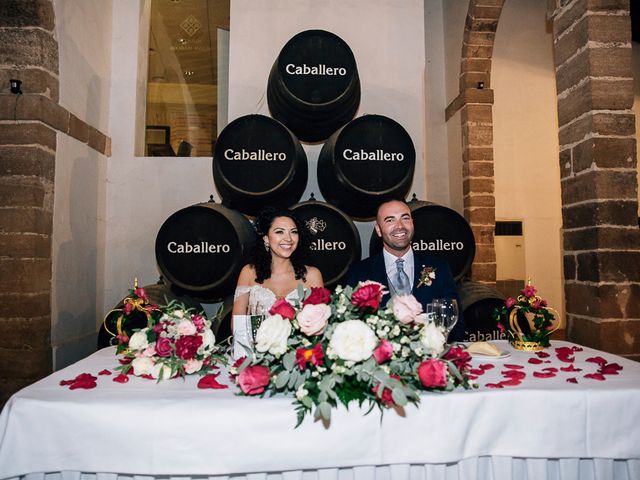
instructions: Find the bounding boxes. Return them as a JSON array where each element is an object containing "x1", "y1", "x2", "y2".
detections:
[
  {"x1": 317, "y1": 114, "x2": 415, "y2": 219},
  {"x1": 291, "y1": 200, "x2": 361, "y2": 289},
  {"x1": 97, "y1": 281, "x2": 204, "y2": 349},
  {"x1": 212, "y1": 114, "x2": 308, "y2": 216},
  {"x1": 267, "y1": 29, "x2": 361, "y2": 142},
  {"x1": 369, "y1": 200, "x2": 475, "y2": 281},
  {"x1": 457, "y1": 280, "x2": 506, "y2": 342},
  {"x1": 155, "y1": 202, "x2": 255, "y2": 302}
]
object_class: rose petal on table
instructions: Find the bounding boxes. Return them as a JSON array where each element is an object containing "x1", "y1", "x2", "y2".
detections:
[
  {"x1": 118, "y1": 358, "x2": 132, "y2": 365},
  {"x1": 533, "y1": 371, "x2": 556, "y2": 378},
  {"x1": 485, "y1": 383, "x2": 504, "y2": 389},
  {"x1": 535, "y1": 351, "x2": 551, "y2": 358},
  {"x1": 572, "y1": 346, "x2": 583, "y2": 352},
  {"x1": 98, "y1": 369, "x2": 111, "y2": 375},
  {"x1": 113, "y1": 374, "x2": 129, "y2": 383},
  {"x1": 584, "y1": 373, "x2": 606, "y2": 381},
  {"x1": 528, "y1": 358, "x2": 544, "y2": 364},
  {"x1": 74, "y1": 373, "x2": 97, "y2": 382},
  {"x1": 59, "y1": 379, "x2": 75, "y2": 386},
  {"x1": 600, "y1": 363, "x2": 623, "y2": 375},
  {"x1": 542, "y1": 367, "x2": 558, "y2": 373},
  {"x1": 479, "y1": 364, "x2": 495, "y2": 371},
  {"x1": 586, "y1": 356, "x2": 607, "y2": 366},
  {"x1": 69, "y1": 379, "x2": 97, "y2": 389},
  {"x1": 140, "y1": 374, "x2": 154, "y2": 380},
  {"x1": 560, "y1": 365, "x2": 582, "y2": 372},
  {"x1": 566, "y1": 377, "x2": 578, "y2": 384},
  {"x1": 498, "y1": 378, "x2": 522, "y2": 387},
  {"x1": 502, "y1": 370, "x2": 526, "y2": 379},
  {"x1": 555, "y1": 347, "x2": 573, "y2": 355},
  {"x1": 468, "y1": 375, "x2": 478, "y2": 380},
  {"x1": 470, "y1": 368, "x2": 485, "y2": 376},
  {"x1": 556, "y1": 354, "x2": 575, "y2": 363},
  {"x1": 504, "y1": 364, "x2": 524, "y2": 370},
  {"x1": 197, "y1": 373, "x2": 229, "y2": 389}
]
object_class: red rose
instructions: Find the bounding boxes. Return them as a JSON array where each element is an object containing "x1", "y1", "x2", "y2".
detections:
[
  {"x1": 372, "y1": 375, "x2": 400, "y2": 407},
  {"x1": 351, "y1": 283, "x2": 384, "y2": 310},
  {"x1": 155, "y1": 336, "x2": 172, "y2": 357},
  {"x1": 505, "y1": 297, "x2": 516, "y2": 308},
  {"x1": 134, "y1": 287, "x2": 148, "y2": 300},
  {"x1": 303, "y1": 287, "x2": 331, "y2": 306},
  {"x1": 238, "y1": 365, "x2": 270, "y2": 395},
  {"x1": 444, "y1": 346, "x2": 472, "y2": 372},
  {"x1": 418, "y1": 359, "x2": 448, "y2": 388},
  {"x1": 295, "y1": 343, "x2": 324, "y2": 370},
  {"x1": 373, "y1": 339, "x2": 393, "y2": 364},
  {"x1": 269, "y1": 298, "x2": 296, "y2": 320},
  {"x1": 175, "y1": 335, "x2": 203, "y2": 360}
]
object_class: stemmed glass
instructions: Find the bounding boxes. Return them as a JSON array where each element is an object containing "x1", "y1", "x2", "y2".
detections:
[
  {"x1": 434, "y1": 298, "x2": 459, "y2": 338},
  {"x1": 249, "y1": 300, "x2": 266, "y2": 343}
]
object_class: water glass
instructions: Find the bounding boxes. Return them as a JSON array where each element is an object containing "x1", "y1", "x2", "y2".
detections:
[{"x1": 435, "y1": 298, "x2": 459, "y2": 336}]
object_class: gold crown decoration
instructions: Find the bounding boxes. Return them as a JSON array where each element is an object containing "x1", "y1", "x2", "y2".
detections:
[
  {"x1": 103, "y1": 278, "x2": 158, "y2": 350},
  {"x1": 494, "y1": 279, "x2": 560, "y2": 351}
]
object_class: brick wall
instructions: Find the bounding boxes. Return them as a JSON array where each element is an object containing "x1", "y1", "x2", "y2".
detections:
[
  {"x1": 0, "y1": 0, "x2": 111, "y2": 406},
  {"x1": 550, "y1": 0, "x2": 640, "y2": 358}
]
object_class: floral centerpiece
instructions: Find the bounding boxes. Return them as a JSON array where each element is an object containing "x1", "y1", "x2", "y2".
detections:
[
  {"x1": 493, "y1": 280, "x2": 560, "y2": 351},
  {"x1": 102, "y1": 280, "x2": 157, "y2": 347},
  {"x1": 231, "y1": 281, "x2": 474, "y2": 426},
  {"x1": 115, "y1": 296, "x2": 226, "y2": 380}
]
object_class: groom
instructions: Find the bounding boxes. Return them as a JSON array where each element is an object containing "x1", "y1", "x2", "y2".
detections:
[{"x1": 344, "y1": 200, "x2": 465, "y2": 342}]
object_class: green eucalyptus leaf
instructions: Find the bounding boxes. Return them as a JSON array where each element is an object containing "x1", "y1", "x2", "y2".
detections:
[
  {"x1": 318, "y1": 401, "x2": 332, "y2": 421},
  {"x1": 275, "y1": 370, "x2": 289, "y2": 389},
  {"x1": 391, "y1": 387, "x2": 407, "y2": 405}
]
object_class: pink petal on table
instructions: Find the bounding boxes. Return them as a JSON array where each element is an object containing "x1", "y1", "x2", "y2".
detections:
[
  {"x1": 504, "y1": 364, "x2": 524, "y2": 370},
  {"x1": 197, "y1": 373, "x2": 229, "y2": 390},
  {"x1": 485, "y1": 383, "x2": 504, "y2": 389},
  {"x1": 542, "y1": 367, "x2": 558, "y2": 373},
  {"x1": 498, "y1": 378, "x2": 522, "y2": 387},
  {"x1": 479, "y1": 364, "x2": 495, "y2": 371},
  {"x1": 69, "y1": 379, "x2": 97, "y2": 389},
  {"x1": 502, "y1": 370, "x2": 526, "y2": 380},
  {"x1": 600, "y1": 363, "x2": 623, "y2": 375},
  {"x1": 98, "y1": 369, "x2": 111, "y2": 376},
  {"x1": 535, "y1": 351, "x2": 551, "y2": 358},
  {"x1": 528, "y1": 358, "x2": 544, "y2": 365},
  {"x1": 533, "y1": 371, "x2": 556, "y2": 378},
  {"x1": 586, "y1": 356, "x2": 607, "y2": 366},
  {"x1": 560, "y1": 365, "x2": 582, "y2": 372},
  {"x1": 584, "y1": 373, "x2": 606, "y2": 381},
  {"x1": 470, "y1": 368, "x2": 485, "y2": 376},
  {"x1": 571, "y1": 346, "x2": 583, "y2": 352}
]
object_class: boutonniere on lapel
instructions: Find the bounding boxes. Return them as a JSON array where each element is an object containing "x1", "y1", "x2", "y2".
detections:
[{"x1": 417, "y1": 265, "x2": 436, "y2": 288}]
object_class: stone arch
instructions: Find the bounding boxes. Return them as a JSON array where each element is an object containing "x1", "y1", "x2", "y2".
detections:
[{"x1": 446, "y1": 0, "x2": 506, "y2": 285}]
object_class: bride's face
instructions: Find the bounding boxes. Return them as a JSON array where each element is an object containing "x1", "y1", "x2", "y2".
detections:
[{"x1": 264, "y1": 216, "x2": 299, "y2": 259}]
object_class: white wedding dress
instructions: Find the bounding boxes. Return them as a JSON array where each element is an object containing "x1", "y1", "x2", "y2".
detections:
[{"x1": 234, "y1": 284, "x2": 300, "y2": 315}]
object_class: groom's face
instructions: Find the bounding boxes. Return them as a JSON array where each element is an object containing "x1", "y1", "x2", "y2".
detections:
[{"x1": 375, "y1": 201, "x2": 414, "y2": 256}]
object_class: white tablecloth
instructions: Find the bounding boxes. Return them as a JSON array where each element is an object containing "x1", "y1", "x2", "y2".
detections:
[{"x1": 1, "y1": 341, "x2": 639, "y2": 480}]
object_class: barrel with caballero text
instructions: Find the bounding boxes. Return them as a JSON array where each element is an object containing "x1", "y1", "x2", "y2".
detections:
[{"x1": 155, "y1": 202, "x2": 255, "y2": 302}]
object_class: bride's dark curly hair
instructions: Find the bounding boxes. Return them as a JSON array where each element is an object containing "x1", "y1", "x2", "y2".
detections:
[{"x1": 249, "y1": 207, "x2": 310, "y2": 284}]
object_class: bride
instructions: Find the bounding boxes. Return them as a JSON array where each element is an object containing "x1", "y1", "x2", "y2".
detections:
[{"x1": 233, "y1": 207, "x2": 323, "y2": 320}]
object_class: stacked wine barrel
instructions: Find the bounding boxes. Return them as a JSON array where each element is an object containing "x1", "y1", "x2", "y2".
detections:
[{"x1": 151, "y1": 28, "x2": 489, "y2": 344}]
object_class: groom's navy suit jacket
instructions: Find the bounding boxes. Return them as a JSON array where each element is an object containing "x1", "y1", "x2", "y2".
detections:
[{"x1": 343, "y1": 251, "x2": 465, "y2": 342}]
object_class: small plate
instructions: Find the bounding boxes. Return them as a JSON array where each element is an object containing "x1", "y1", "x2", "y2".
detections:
[{"x1": 470, "y1": 348, "x2": 511, "y2": 360}]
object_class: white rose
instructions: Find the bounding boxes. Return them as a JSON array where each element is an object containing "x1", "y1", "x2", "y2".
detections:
[
  {"x1": 297, "y1": 304, "x2": 331, "y2": 336},
  {"x1": 329, "y1": 320, "x2": 377, "y2": 362},
  {"x1": 255, "y1": 314, "x2": 291, "y2": 356},
  {"x1": 198, "y1": 329, "x2": 215, "y2": 354},
  {"x1": 150, "y1": 362, "x2": 174, "y2": 380},
  {"x1": 131, "y1": 356, "x2": 154, "y2": 376},
  {"x1": 420, "y1": 322, "x2": 446, "y2": 357},
  {"x1": 128, "y1": 329, "x2": 149, "y2": 351},
  {"x1": 177, "y1": 319, "x2": 197, "y2": 336},
  {"x1": 184, "y1": 358, "x2": 203, "y2": 374}
]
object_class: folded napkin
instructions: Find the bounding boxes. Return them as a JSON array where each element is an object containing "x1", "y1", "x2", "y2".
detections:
[{"x1": 466, "y1": 341, "x2": 502, "y2": 356}]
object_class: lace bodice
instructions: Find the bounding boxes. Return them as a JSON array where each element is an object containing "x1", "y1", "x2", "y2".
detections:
[{"x1": 234, "y1": 284, "x2": 299, "y2": 316}]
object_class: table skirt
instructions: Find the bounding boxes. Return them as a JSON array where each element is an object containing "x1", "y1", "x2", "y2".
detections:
[{"x1": 11, "y1": 458, "x2": 640, "y2": 480}]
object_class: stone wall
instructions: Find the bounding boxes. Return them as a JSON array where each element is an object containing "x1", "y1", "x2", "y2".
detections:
[{"x1": 550, "y1": 0, "x2": 640, "y2": 359}]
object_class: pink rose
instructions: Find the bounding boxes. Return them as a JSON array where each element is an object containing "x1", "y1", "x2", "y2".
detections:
[
  {"x1": 269, "y1": 298, "x2": 296, "y2": 320},
  {"x1": 373, "y1": 339, "x2": 393, "y2": 364},
  {"x1": 522, "y1": 285, "x2": 537, "y2": 298},
  {"x1": 418, "y1": 358, "x2": 448, "y2": 388},
  {"x1": 175, "y1": 335, "x2": 203, "y2": 360},
  {"x1": 297, "y1": 303, "x2": 331, "y2": 336},
  {"x1": 155, "y1": 336, "x2": 172, "y2": 357},
  {"x1": 505, "y1": 297, "x2": 516, "y2": 308},
  {"x1": 177, "y1": 319, "x2": 197, "y2": 336},
  {"x1": 238, "y1": 365, "x2": 270, "y2": 395},
  {"x1": 184, "y1": 358, "x2": 203, "y2": 374},
  {"x1": 392, "y1": 294, "x2": 423, "y2": 324}
]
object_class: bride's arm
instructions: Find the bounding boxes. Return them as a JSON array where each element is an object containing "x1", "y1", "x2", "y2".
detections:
[
  {"x1": 232, "y1": 265, "x2": 255, "y2": 316},
  {"x1": 305, "y1": 266, "x2": 324, "y2": 288}
]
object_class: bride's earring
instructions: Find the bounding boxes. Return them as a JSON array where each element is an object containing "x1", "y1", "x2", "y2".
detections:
[{"x1": 264, "y1": 242, "x2": 270, "y2": 251}]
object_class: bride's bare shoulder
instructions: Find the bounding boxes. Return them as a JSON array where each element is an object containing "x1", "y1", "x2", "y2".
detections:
[
  {"x1": 237, "y1": 264, "x2": 257, "y2": 285},
  {"x1": 304, "y1": 265, "x2": 324, "y2": 287}
]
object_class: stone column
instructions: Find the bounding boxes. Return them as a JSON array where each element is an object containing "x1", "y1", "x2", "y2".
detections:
[
  {"x1": 0, "y1": 0, "x2": 58, "y2": 402},
  {"x1": 550, "y1": 0, "x2": 640, "y2": 358}
]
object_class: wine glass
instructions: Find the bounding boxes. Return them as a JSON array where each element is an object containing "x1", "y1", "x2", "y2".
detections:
[{"x1": 437, "y1": 298, "x2": 459, "y2": 337}]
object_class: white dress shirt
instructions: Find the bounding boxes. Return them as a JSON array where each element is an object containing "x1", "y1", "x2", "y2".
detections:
[{"x1": 383, "y1": 248, "x2": 414, "y2": 291}]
